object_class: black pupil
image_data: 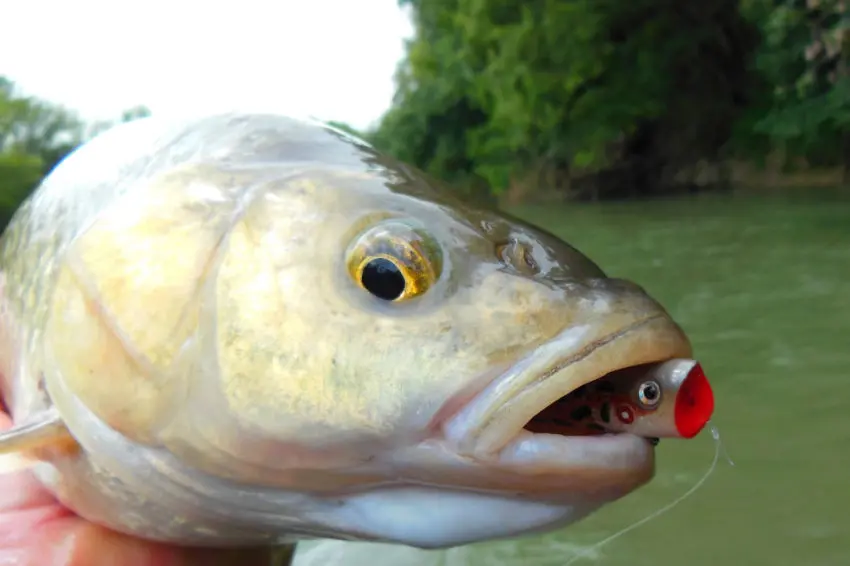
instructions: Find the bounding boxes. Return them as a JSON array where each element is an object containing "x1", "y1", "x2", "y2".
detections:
[
  {"x1": 361, "y1": 258, "x2": 406, "y2": 301},
  {"x1": 643, "y1": 383, "x2": 659, "y2": 400}
]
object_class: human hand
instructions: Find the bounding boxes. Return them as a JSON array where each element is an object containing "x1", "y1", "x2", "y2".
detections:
[{"x1": 0, "y1": 409, "x2": 277, "y2": 566}]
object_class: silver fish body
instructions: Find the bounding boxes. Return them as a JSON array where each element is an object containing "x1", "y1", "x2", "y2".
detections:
[{"x1": 0, "y1": 113, "x2": 696, "y2": 549}]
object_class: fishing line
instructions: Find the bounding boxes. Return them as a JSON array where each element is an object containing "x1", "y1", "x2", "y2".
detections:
[{"x1": 563, "y1": 422, "x2": 734, "y2": 565}]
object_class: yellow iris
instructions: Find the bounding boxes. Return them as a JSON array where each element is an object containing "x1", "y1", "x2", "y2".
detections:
[{"x1": 346, "y1": 221, "x2": 442, "y2": 302}]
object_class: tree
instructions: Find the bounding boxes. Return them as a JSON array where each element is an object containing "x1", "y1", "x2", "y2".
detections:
[
  {"x1": 373, "y1": 0, "x2": 761, "y2": 200},
  {"x1": 0, "y1": 77, "x2": 84, "y2": 225},
  {"x1": 87, "y1": 104, "x2": 152, "y2": 139},
  {"x1": 742, "y1": 0, "x2": 849, "y2": 178},
  {"x1": 0, "y1": 77, "x2": 151, "y2": 228},
  {"x1": 0, "y1": 77, "x2": 84, "y2": 176}
]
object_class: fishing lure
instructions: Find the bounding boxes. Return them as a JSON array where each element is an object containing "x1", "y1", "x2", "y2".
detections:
[{"x1": 526, "y1": 359, "x2": 714, "y2": 441}]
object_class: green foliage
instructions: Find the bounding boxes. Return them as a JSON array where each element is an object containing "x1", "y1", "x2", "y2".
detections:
[
  {"x1": 0, "y1": 77, "x2": 84, "y2": 176},
  {"x1": 120, "y1": 105, "x2": 152, "y2": 123},
  {"x1": 2, "y1": 1, "x2": 847, "y2": 214},
  {"x1": 743, "y1": 0, "x2": 849, "y2": 165},
  {"x1": 374, "y1": 0, "x2": 847, "y2": 198},
  {"x1": 0, "y1": 151, "x2": 42, "y2": 216},
  {"x1": 0, "y1": 77, "x2": 152, "y2": 228},
  {"x1": 88, "y1": 104, "x2": 153, "y2": 139},
  {"x1": 0, "y1": 78, "x2": 85, "y2": 226}
]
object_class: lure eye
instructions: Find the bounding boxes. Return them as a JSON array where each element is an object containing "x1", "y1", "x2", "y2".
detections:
[
  {"x1": 346, "y1": 221, "x2": 442, "y2": 302},
  {"x1": 637, "y1": 380, "x2": 662, "y2": 409}
]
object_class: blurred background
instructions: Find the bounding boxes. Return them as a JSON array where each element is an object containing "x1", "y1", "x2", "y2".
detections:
[{"x1": 1, "y1": 0, "x2": 848, "y2": 565}]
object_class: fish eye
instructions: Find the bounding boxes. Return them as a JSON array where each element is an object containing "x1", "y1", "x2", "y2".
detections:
[
  {"x1": 346, "y1": 221, "x2": 442, "y2": 302},
  {"x1": 636, "y1": 380, "x2": 662, "y2": 409},
  {"x1": 359, "y1": 257, "x2": 407, "y2": 301},
  {"x1": 497, "y1": 239, "x2": 540, "y2": 276}
]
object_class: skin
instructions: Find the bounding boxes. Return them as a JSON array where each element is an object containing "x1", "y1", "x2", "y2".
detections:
[
  {"x1": 0, "y1": 408, "x2": 277, "y2": 566},
  {"x1": 0, "y1": 113, "x2": 694, "y2": 551}
]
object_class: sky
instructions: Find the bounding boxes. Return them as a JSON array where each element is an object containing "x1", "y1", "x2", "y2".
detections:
[{"x1": 0, "y1": 0, "x2": 413, "y2": 131}]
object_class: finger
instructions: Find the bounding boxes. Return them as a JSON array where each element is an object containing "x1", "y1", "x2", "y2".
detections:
[
  {"x1": 0, "y1": 462, "x2": 278, "y2": 566},
  {"x1": 0, "y1": 412, "x2": 277, "y2": 565},
  {"x1": 1, "y1": 514, "x2": 277, "y2": 566}
]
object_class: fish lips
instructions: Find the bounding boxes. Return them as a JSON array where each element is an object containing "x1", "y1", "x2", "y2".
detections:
[{"x1": 442, "y1": 314, "x2": 693, "y2": 460}]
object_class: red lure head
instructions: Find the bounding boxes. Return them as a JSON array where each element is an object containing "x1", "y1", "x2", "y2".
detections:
[{"x1": 673, "y1": 362, "x2": 714, "y2": 438}]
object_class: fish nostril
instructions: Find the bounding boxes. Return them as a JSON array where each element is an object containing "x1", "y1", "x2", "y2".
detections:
[{"x1": 496, "y1": 239, "x2": 540, "y2": 277}]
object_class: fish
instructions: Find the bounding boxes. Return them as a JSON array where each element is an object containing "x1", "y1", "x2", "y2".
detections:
[{"x1": 0, "y1": 112, "x2": 714, "y2": 551}]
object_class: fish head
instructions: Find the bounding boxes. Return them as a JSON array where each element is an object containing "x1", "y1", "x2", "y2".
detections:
[{"x1": 36, "y1": 114, "x2": 696, "y2": 548}]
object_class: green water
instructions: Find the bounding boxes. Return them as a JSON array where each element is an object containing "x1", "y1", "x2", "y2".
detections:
[{"x1": 294, "y1": 190, "x2": 850, "y2": 566}]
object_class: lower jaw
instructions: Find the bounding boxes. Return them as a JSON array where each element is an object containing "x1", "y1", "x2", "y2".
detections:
[
  {"x1": 496, "y1": 430, "x2": 654, "y2": 473},
  {"x1": 465, "y1": 431, "x2": 654, "y2": 497},
  {"x1": 490, "y1": 431, "x2": 655, "y2": 497},
  {"x1": 372, "y1": 432, "x2": 655, "y2": 502}
]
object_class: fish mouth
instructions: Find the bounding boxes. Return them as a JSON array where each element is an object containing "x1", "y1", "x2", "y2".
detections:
[{"x1": 442, "y1": 314, "x2": 692, "y2": 479}]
